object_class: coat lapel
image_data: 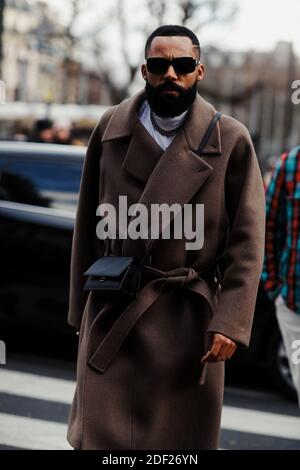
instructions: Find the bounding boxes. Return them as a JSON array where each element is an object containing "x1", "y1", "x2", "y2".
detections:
[
  {"x1": 101, "y1": 89, "x2": 222, "y2": 260},
  {"x1": 123, "y1": 139, "x2": 214, "y2": 258},
  {"x1": 123, "y1": 95, "x2": 221, "y2": 257},
  {"x1": 101, "y1": 90, "x2": 164, "y2": 185},
  {"x1": 121, "y1": 119, "x2": 164, "y2": 185}
]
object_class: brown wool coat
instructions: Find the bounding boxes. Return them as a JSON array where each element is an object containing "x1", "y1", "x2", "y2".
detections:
[{"x1": 66, "y1": 89, "x2": 266, "y2": 450}]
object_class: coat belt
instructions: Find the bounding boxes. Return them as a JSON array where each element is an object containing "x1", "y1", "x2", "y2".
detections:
[{"x1": 88, "y1": 265, "x2": 219, "y2": 385}]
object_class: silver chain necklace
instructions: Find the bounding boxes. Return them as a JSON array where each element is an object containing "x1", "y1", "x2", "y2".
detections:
[{"x1": 150, "y1": 109, "x2": 184, "y2": 137}]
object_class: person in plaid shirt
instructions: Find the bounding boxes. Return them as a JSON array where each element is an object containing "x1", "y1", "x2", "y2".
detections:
[{"x1": 262, "y1": 145, "x2": 300, "y2": 406}]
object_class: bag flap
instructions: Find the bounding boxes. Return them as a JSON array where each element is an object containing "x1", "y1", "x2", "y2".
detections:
[{"x1": 84, "y1": 256, "x2": 135, "y2": 277}]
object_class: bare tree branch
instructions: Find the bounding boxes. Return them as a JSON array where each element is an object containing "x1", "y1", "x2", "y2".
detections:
[
  {"x1": 29, "y1": 0, "x2": 238, "y2": 103},
  {"x1": 116, "y1": 0, "x2": 137, "y2": 82}
]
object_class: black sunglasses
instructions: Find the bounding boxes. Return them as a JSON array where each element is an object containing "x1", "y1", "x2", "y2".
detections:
[{"x1": 146, "y1": 57, "x2": 200, "y2": 75}]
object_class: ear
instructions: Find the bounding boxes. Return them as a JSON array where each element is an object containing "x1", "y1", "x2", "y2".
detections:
[
  {"x1": 141, "y1": 64, "x2": 147, "y2": 81},
  {"x1": 196, "y1": 63, "x2": 205, "y2": 81}
]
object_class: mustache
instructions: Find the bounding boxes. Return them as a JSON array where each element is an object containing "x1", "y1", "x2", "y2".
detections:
[{"x1": 156, "y1": 82, "x2": 185, "y2": 93}]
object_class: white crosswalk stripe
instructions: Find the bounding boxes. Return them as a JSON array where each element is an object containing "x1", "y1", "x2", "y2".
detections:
[
  {"x1": 0, "y1": 369, "x2": 75, "y2": 404},
  {"x1": 221, "y1": 406, "x2": 300, "y2": 441},
  {"x1": 0, "y1": 413, "x2": 72, "y2": 450},
  {"x1": 0, "y1": 367, "x2": 299, "y2": 449},
  {"x1": 0, "y1": 368, "x2": 74, "y2": 449}
]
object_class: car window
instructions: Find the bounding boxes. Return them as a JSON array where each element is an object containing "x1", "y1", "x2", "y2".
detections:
[{"x1": 0, "y1": 157, "x2": 82, "y2": 212}]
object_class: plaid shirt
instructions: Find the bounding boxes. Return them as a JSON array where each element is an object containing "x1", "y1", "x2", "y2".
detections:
[{"x1": 262, "y1": 145, "x2": 300, "y2": 314}]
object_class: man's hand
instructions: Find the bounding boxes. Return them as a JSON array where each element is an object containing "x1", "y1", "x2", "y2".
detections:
[{"x1": 201, "y1": 333, "x2": 237, "y2": 362}]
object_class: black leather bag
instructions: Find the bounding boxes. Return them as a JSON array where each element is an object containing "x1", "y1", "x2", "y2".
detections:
[{"x1": 83, "y1": 255, "x2": 142, "y2": 298}]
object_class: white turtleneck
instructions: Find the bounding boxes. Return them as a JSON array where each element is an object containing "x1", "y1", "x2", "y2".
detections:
[{"x1": 138, "y1": 99, "x2": 188, "y2": 151}]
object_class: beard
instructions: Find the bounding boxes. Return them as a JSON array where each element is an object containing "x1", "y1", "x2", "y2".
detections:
[{"x1": 145, "y1": 79, "x2": 198, "y2": 117}]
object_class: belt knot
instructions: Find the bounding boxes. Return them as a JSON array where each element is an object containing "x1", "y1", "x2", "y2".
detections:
[
  {"x1": 183, "y1": 267, "x2": 198, "y2": 286},
  {"x1": 164, "y1": 266, "x2": 199, "y2": 288}
]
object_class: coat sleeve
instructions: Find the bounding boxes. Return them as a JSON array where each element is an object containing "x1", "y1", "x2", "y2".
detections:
[
  {"x1": 206, "y1": 124, "x2": 266, "y2": 347},
  {"x1": 261, "y1": 153, "x2": 288, "y2": 301},
  {"x1": 67, "y1": 111, "x2": 112, "y2": 331}
]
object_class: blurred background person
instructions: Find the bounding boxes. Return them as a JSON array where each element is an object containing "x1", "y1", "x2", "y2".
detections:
[
  {"x1": 53, "y1": 118, "x2": 84, "y2": 146},
  {"x1": 53, "y1": 118, "x2": 73, "y2": 145},
  {"x1": 12, "y1": 125, "x2": 29, "y2": 142},
  {"x1": 262, "y1": 146, "x2": 300, "y2": 408},
  {"x1": 30, "y1": 118, "x2": 54, "y2": 143}
]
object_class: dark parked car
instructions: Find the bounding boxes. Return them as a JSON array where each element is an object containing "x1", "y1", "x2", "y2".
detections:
[
  {"x1": 0, "y1": 141, "x2": 295, "y2": 397},
  {"x1": 0, "y1": 141, "x2": 84, "y2": 341}
]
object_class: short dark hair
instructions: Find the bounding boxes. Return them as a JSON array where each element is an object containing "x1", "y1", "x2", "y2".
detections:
[
  {"x1": 145, "y1": 25, "x2": 201, "y2": 59},
  {"x1": 35, "y1": 119, "x2": 53, "y2": 133}
]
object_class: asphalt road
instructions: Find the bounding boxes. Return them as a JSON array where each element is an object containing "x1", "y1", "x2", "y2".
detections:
[{"x1": 0, "y1": 348, "x2": 299, "y2": 450}]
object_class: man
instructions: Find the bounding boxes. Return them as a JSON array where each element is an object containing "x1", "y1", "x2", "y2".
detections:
[
  {"x1": 67, "y1": 25, "x2": 265, "y2": 450},
  {"x1": 262, "y1": 147, "x2": 300, "y2": 407},
  {"x1": 31, "y1": 118, "x2": 54, "y2": 143}
]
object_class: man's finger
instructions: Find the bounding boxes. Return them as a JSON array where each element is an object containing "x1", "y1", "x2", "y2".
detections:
[
  {"x1": 202, "y1": 339, "x2": 237, "y2": 362},
  {"x1": 217, "y1": 342, "x2": 234, "y2": 361},
  {"x1": 220, "y1": 342, "x2": 237, "y2": 360},
  {"x1": 201, "y1": 341, "x2": 222, "y2": 362}
]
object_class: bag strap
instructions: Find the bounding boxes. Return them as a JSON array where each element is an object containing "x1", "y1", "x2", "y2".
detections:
[
  {"x1": 196, "y1": 111, "x2": 222, "y2": 156},
  {"x1": 141, "y1": 111, "x2": 222, "y2": 265}
]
